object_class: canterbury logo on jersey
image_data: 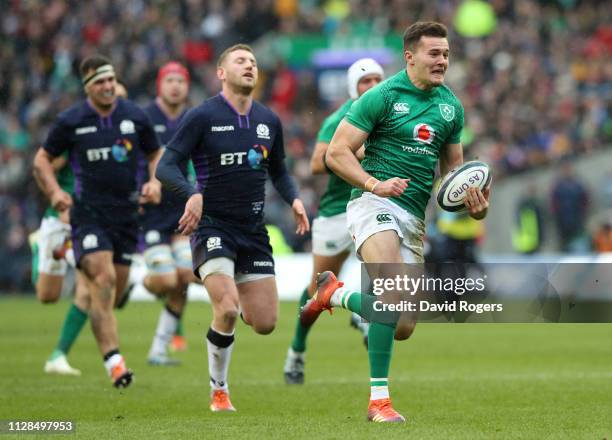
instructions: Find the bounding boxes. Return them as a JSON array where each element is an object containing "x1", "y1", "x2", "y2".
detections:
[
  {"x1": 376, "y1": 213, "x2": 392, "y2": 224},
  {"x1": 393, "y1": 103, "x2": 410, "y2": 113}
]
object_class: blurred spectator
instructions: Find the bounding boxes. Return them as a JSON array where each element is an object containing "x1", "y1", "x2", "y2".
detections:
[
  {"x1": 512, "y1": 184, "x2": 545, "y2": 254},
  {"x1": 550, "y1": 161, "x2": 590, "y2": 252}
]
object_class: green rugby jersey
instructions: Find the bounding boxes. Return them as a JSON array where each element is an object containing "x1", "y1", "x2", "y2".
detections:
[
  {"x1": 317, "y1": 99, "x2": 354, "y2": 217},
  {"x1": 346, "y1": 70, "x2": 464, "y2": 220},
  {"x1": 44, "y1": 152, "x2": 75, "y2": 218}
]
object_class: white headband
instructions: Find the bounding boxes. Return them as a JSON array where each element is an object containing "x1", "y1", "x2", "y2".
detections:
[
  {"x1": 82, "y1": 64, "x2": 115, "y2": 86},
  {"x1": 347, "y1": 58, "x2": 384, "y2": 100}
]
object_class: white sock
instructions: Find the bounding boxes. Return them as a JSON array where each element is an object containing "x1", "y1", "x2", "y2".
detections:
[
  {"x1": 370, "y1": 385, "x2": 390, "y2": 400},
  {"x1": 206, "y1": 326, "x2": 235, "y2": 392},
  {"x1": 65, "y1": 248, "x2": 76, "y2": 268},
  {"x1": 370, "y1": 378, "x2": 390, "y2": 400},
  {"x1": 148, "y1": 306, "x2": 179, "y2": 358},
  {"x1": 103, "y1": 353, "x2": 124, "y2": 377},
  {"x1": 330, "y1": 287, "x2": 355, "y2": 308}
]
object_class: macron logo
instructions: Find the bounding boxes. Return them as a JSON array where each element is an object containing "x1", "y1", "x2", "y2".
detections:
[
  {"x1": 211, "y1": 125, "x2": 235, "y2": 132},
  {"x1": 75, "y1": 126, "x2": 97, "y2": 135}
]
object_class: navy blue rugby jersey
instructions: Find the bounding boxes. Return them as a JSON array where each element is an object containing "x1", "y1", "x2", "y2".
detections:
[
  {"x1": 43, "y1": 98, "x2": 160, "y2": 222},
  {"x1": 141, "y1": 102, "x2": 190, "y2": 232},
  {"x1": 166, "y1": 93, "x2": 290, "y2": 223}
]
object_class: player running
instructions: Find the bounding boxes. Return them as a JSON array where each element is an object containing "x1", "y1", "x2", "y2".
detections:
[
  {"x1": 142, "y1": 62, "x2": 198, "y2": 365},
  {"x1": 300, "y1": 22, "x2": 490, "y2": 422},
  {"x1": 34, "y1": 77, "x2": 131, "y2": 377},
  {"x1": 283, "y1": 58, "x2": 384, "y2": 384},
  {"x1": 157, "y1": 44, "x2": 309, "y2": 412},
  {"x1": 31, "y1": 153, "x2": 88, "y2": 376},
  {"x1": 33, "y1": 54, "x2": 162, "y2": 388}
]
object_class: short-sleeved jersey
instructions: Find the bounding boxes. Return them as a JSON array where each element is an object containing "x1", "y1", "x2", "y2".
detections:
[
  {"x1": 44, "y1": 152, "x2": 75, "y2": 219},
  {"x1": 346, "y1": 70, "x2": 464, "y2": 220},
  {"x1": 141, "y1": 102, "x2": 191, "y2": 233},
  {"x1": 43, "y1": 98, "x2": 160, "y2": 224},
  {"x1": 317, "y1": 99, "x2": 354, "y2": 218},
  {"x1": 167, "y1": 94, "x2": 287, "y2": 226}
]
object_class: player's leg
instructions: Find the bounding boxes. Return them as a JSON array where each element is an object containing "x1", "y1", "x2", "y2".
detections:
[
  {"x1": 284, "y1": 250, "x2": 350, "y2": 384},
  {"x1": 237, "y1": 275, "x2": 278, "y2": 335},
  {"x1": 79, "y1": 250, "x2": 131, "y2": 387},
  {"x1": 44, "y1": 271, "x2": 90, "y2": 376},
  {"x1": 200, "y1": 259, "x2": 239, "y2": 412},
  {"x1": 35, "y1": 217, "x2": 71, "y2": 303},
  {"x1": 169, "y1": 236, "x2": 198, "y2": 352},
  {"x1": 300, "y1": 194, "x2": 411, "y2": 421},
  {"x1": 142, "y1": 239, "x2": 184, "y2": 365}
]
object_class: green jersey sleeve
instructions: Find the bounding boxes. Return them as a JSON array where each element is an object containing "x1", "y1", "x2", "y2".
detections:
[
  {"x1": 316, "y1": 99, "x2": 353, "y2": 143},
  {"x1": 345, "y1": 86, "x2": 387, "y2": 133},
  {"x1": 447, "y1": 102, "x2": 465, "y2": 144}
]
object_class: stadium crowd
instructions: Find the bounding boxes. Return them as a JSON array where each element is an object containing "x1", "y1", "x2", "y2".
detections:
[{"x1": 0, "y1": 0, "x2": 610, "y2": 290}]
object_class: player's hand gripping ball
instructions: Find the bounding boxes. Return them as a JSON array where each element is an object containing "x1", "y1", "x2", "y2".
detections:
[{"x1": 437, "y1": 160, "x2": 491, "y2": 212}]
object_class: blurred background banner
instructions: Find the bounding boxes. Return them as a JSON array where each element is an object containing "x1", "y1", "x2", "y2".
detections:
[{"x1": 0, "y1": 0, "x2": 610, "y2": 293}]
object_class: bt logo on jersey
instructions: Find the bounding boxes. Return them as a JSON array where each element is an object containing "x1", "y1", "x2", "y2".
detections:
[
  {"x1": 87, "y1": 147, "x2": 112, "y2": 161},
  {"x1": 220, "y1": 152, "x2": 247, "y2": 165}
]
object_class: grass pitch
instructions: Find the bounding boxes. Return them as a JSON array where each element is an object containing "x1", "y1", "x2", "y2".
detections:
[{"x1": 0, "y1": 297, "x2": 611, "y2": 439}]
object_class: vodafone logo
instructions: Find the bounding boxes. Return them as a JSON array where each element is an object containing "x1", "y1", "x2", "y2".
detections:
[{"x1": 413, "y1": 123, "x2": 435, "y2": 144}]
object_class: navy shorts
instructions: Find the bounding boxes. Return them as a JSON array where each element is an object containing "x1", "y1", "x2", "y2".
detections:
[
  {"x1": 71, "y1": 205, "x2": 138, "y2": 267},
  {"x1": 190, "y1": 216, "x2": 275, "y2": 277}
]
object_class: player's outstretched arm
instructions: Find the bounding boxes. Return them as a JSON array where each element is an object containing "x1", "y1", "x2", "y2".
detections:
[
  {"x1": 327, "y1": 120, "x2": 409, "y2": 198},
  {"x1": 33, "y1": 147, "x2": 72, "y2": 212}
]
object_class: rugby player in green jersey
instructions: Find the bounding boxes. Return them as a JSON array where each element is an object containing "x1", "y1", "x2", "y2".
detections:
[
  {"x1": 284, "y1": 58, "x2": 384, "y2": 384},
  {"x1": 301, "y1": 22, "x2": 490, "y2": 422},
  {"x1": 31, "y1": 154, "x2": 90, "y2": 376}
]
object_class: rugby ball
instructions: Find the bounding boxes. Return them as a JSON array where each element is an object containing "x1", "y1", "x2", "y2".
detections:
[{"x1": 437, "y1": 160, "x2": 491, "y2": 212}]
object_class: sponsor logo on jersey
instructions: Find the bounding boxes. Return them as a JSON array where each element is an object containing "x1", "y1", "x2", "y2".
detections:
[
  {"x1": 220, "y1": 152, "x2": 247, "y2": 165},
  {"x1": 401, "y1": 145, "x2": 435, "y2": 156},
  {"x1": 82, "y1": 234, "x2": 98, "y2": 250},
  {"x1": 393, "y1": 102, "x2": 410, "y2": 113},
  {"x1": 256, "y1": 123, "x2": 270, "y2": 139},
  {"x1": 75, "y1": 126, "x2": 98, "y2": 135},
  {"x1": 413, "y1": 123, "x2": 436, "y2": 144},
  {"x1": 111, "y1": 138, "x2": 133, "y2": 162},
  {"x1": 247, "y1": 144, "x2": 269, "y2": 169},
  {"x1": 211, "y1": 125, "x2": 235, "y2": 132},
  {"x1": 253, "y1": 260, "x2": 273, "y2": 267},
  {"x1": 439, "y1": 104, "x2": 455, "y2": 122},
  {"x1": 154, "y1": 124, "x2": 167, "y2": 133},
  {"x1": 120, "y1": 120, "x2": 136, "y2": 134},
  {"x1": 376, "y1": 213, "x2": 392, "y2": 224},
  {"x1": 206, "y1": 236, "x2": 222, "y2": 252}
]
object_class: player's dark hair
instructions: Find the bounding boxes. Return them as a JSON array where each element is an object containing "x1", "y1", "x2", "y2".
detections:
[
  {"x1": 79, "y1": 54, "x2": 113, "y2": 78},
  {"x1": 403, "y1": 22, "x2": 448, "y2": 51},
  {"x1": 217, "y1": 44, "x2": 254, "y2": 67}
]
